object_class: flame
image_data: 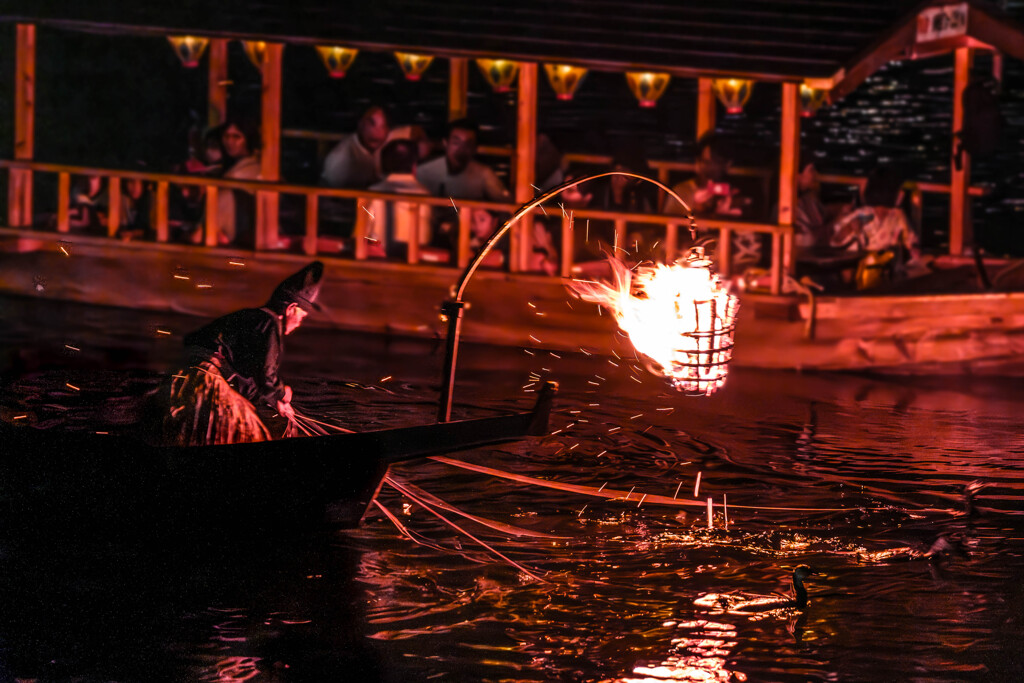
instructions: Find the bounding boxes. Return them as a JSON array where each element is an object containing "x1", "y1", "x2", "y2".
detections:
[{"x1": 570, "y1": 251, "x2": 738, "y2": 395}]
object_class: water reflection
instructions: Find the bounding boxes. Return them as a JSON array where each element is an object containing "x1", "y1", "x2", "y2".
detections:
[{"x1": 619, "y1": 620, "x2": 741, "y2": 683}]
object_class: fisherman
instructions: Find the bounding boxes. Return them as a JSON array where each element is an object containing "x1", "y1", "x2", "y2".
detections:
[{"x1": 163, "y1": 261, "x2": 324, "y2": 446}]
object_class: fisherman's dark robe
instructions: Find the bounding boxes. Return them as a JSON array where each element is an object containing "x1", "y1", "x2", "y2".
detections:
[{"x1": 164, "y1": 307, "x2": 286, "y2": 446}]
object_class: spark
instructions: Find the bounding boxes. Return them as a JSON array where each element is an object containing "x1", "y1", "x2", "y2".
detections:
[
  {"x1": 365, "y1": 236, "x2": 379, "y2": 243},
  {"x1": 95, "y1": 431, "x2": 108, "y2": 435},
  {"x1": 172, "y1": 374, "x2": 188, "y2": 379},
  {"x1": 694, "y1": 471, "x2": 702, "y2": 498},
  {"x1": 707, "y1": 498, "x2": 714, "y2": 529},
  {"x1": 577, "y1": 505, "x2": 588, "y2": 517},
  {"x1": 64, "y1": 344, "x2": 80, "y2": 351},
  {"x1": 579, "y1": 347, "x2": 591, "y2": 355},
  {"x1": 637, "y1": 493, "x2": 647, "y2": 507},
  {"x1": 607, "y1": 426, "x2": 620, "y2": 432},
  {"x1": 522, "y1": 382, "x2": 536, "y2": 389},
  {"x1": 59, "y1": 244, "x2": 70, "y2": 257},
  {"x1": 549, "y1": 352, "x2": 561, "y2": 359},
  {"x1": 65, "y1": 382, "x2": 80, "y2": 391},
  {"x1": 569, "y1": 443, "x2": 579, "y2": 450},
  {"x1": 529, "y1": 335, "x2": 542, "y2": 343},
  {"x1": 587, "y1": 380, "x2": 600, "y2": 386},
  {"x1": 597, "y1": 449, "x2": 607, "y2": 457},
  {"x1": 567, "y1": 301, "x2": 575, "y2": 310},
  {"x1": 156, "y1": 329, "x2": 172, "y2": 335},
  {"x1": 588, "y1": 403, "x2": 599, "y2": 406},
  {"x1": 530, "y1": 184, "x2": 541, "y2": 192},
  {"x1": 629, "y1": 413, "x2": 643, "y2": 420},
  {"x1": 173, "y1": 274, "x2": 190, "y2": 280},
  {"x1": 624, "y1": 485, "x2": 636, "y2": 501},
  {"x1": 527, "y1": 301, "x2": 537, "y2": 308},
  {"x1": 608, "y1": 360, "x2": 618, "y2": 367},
  {"x1": 656, "y1": 407, "x2": 675, "y2": 413},
  {"x1": 196, "y1": 283, "x2": 212, "y2": 289},
  {"x1": 673, "y1": 481, "x2": 683, "y2": 500},
  {"x1": 361, "y1": 205, "x2": 375, "y2": 219},
  {"x1": 723, "y1": 494, "x2": 729, "y2": 527},
  {"x1": 572, "y1": 278, "x2": 601, "y2": 285},
  {"x1": 541, "y1": 367, "x2": 552, "y2": 372},
  {"x1": 379, "y1": 375, "x2": 392, "y2": 383},
  {"x1": 228, "y1": 260, "x2": 245, "y2": 266},
  {"x1": 597, "y1": 482, "x2": 608, "y2": 492},
  {"x1": 559, "y1": 203, "x2": 567, "y2": 218},
  {"x1": 539, "y1": 204, "x2": 547, "y2": 216},
  {"x1": 449, "y1": 197, "x2": 458, "y2": 213},
  {"x1": 524, "y1": 349, "x2": 535, "y2": 355},
  {"x1": 13, "y1": 415, "x2": 27, "y2": 420},
  {"x1": 612, "y1": 349, "x2": 621, "y2": 359},
  {"x1": 594, "y1": 374, "x2": 606, "y2": 380},
  {"x1": 630, "y1": 375, "x2": 643, "y2": 384},
  {"x1": 652, "y1": 240, "x2": 660, "y2": 250}
]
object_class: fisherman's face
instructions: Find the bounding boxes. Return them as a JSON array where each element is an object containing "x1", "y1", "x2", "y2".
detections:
[{"x1": 284, "y1": 304, "x2": 309, "y2": 335}]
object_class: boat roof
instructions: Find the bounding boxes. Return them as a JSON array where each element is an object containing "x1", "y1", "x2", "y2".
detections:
[{"x1": 2, "y1": 1, "x2": 1023, "y2": 89}]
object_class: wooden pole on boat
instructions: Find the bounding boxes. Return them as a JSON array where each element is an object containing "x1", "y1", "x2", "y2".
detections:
[
  {"x1": 776, "y1": 81, "x2": 800, "y2": 294},
  {"x1": 207, "y1": 39, "x2": 228, "y2": 127},
  {"x1": 696, "y1": 78, "x2": 716, "y2": 139},
  {"x1": 9, "y1": 23, "x2": 35, "y2": 228},
  {"x1": 448, "y1": 57, "x2": 468, "y2": 121},
  {"x1": 257, "y1": 42, "x2": 284, "y2": 250},
  {"x1": 949, "y1": 46, "x2": 974, "y2": 257},
  {"x1": 513, "y1": 62, "x2": 538, "y2": 272}
]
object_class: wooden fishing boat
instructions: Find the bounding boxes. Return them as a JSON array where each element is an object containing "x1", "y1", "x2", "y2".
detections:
[
  {"x1": 1, "y1": 1, "x2": 1023, "y2": 375},
  {"x1": 0, "y1": 382, "x2": 556, "y2": 542}
]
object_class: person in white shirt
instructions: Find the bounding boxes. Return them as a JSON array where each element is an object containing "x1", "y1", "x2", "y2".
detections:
[
  {"x1": 321, "y1": 106, "x2": 390, "y2": 189},
  {"x1": 415, "y1": 118, "x2": 509, "y2": 201}
]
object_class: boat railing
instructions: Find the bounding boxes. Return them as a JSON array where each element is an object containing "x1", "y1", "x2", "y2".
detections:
[{"x1": 0, "y1": 158, "x2": 977, "y2": 295}]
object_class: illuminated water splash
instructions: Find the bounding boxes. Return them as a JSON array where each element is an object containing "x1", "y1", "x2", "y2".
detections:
[{"x1": 570, "y1": 249, "x2": 739, "y2": 396}]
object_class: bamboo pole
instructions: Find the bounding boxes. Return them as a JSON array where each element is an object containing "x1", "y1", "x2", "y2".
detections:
[
  {"x1": 9, "y1": 23, "x2": 35, "y2": 228},
  {"x1": 513, "y1": 62, "x2": 538, "y2": 272},
  {"x1": 950, "y1": 46, "x2": 974, "y2": 257},
  {"x1": 257, "y1": 42, "x2": 283, "y2": 250}
]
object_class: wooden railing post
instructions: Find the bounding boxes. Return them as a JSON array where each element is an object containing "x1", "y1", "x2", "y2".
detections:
[
  {"x1": 257, "y1": 42, "x2": 284, "y2": 250},
  {"x1": 204, "y1": 185, "x2": 219, "y2": 246},
  {"x1": 9, "y1": 24, "x2": 36, "y2": 228},
  {"x1": 457, "y1": 205, "x2": 472, "y2": 268},
  {"x1": 155, "y1": 181, "x2": 169, "y2": 242},
  {"x1": 512, "y1": 62, "x2": 538, "y2": 272},
  {"x1": 696, "y1": 77, "x2": 716, "y2": 140},
  {"x1": 950, "y1": 46, "x2": 974, "y2": 256},
  {"x1": 718, "y1": 226, "x2": 732, "y2": 278},
  {"x1": 778, "y1": 81, "x2": 800, "y2": 283},
  {"x1": 664, "y1": 222, "x2": 679, "y2": 262},
  {"x1": 304, "y1": 193, "x2": 319, "y2": 256},
  {"x1": 106, "y1": 176, "x2": 121, "y2": 237},
  {"x1": 56, "y1": 172, "x2": 70, "y2": 233},
  {"x1": 448, "y1": 58, "x2": 468, "y2": 121},
  {"x1": 207, "y1": 39, "x2": 228, "y2": 127},
  {"x1": 560, "y1": 210, "x2": 573, "y2": 277}
]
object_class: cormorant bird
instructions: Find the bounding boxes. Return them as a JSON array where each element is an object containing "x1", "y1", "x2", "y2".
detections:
[{"x1": 694, "y1": 565, "x2": 816, "y2": 614}]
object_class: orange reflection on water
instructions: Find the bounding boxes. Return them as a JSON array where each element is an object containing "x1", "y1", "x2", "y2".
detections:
[{"x1": 613, "y1": 620, "x2": 744, "y2": 682}]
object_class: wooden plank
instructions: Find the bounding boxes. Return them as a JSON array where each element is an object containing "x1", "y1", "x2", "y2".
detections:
[
  {"x1": 155, "y1": 181, "x2": 169, "y2": 243},
  {"x1": 304, "y1": 194, "x2": 318, "y2": 256},
  {"x1": 949, "y1": 46, "x2": 973, "y2": 257},
  {"x1": 207, "y1": 39, "x2": 228, "y2": 127},
  {"x1": 512, "y1": 62, "x2": 538, "y2": 272},
  {"x1": 9, "y1": 24, "x2": 35, "y2": 227},
  {"x1": 257, "y1": 42, "x2": 284, "y2": 250},
  {"x1": 56, "y1": 172, "x2": 70, "y2": 233},
  {"x1": 448, "y1": 57, "x2": 468, "y2": 121},
  {"x1": 107, "y1": 177, "x2": 121, "y2": 237}
]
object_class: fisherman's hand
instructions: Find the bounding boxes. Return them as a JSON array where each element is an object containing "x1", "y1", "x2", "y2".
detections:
[{"x1": 276, "y1": 399, "x2": 295, "y2": 421}]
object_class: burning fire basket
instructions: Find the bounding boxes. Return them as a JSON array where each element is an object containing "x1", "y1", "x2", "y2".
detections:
[{"x1": 437, "y1": 172, "x2": 739, "y2": 421}]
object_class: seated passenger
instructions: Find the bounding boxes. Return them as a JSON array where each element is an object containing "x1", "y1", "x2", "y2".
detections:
[
  {"x1": 416, "y1": 118, "x2": 510, "y2": 201},
  {"x1": 321, "y1": 105, "x2": 390, "y2": 189},
  {"x1": 213, "y1": 116, "x2": 262, "y2": 247},
  {"x1": 366, "y1": 139, "x2": 431, "y2": 260},
  {"x1": 831, "y1": 165, "x2": 921, "y2": 287},
  {"x1": 66, "y1": 174, "x2": 109, "y2": 234},
  {"x1": 116, "y1": 174, "x2": 155, "y2": 242}
]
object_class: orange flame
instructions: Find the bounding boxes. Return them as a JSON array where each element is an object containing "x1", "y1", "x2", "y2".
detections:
[{"x1": 570, "y1": 250, "x2": 738, "y2": 395}]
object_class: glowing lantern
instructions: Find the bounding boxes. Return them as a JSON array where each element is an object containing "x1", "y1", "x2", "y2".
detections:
[
  {"x1": 544, "y1": 63, "x2": 588, "y2": 101},
  {"x1": 712, "y1": 78, "x2": 754, "y2": 114},
  {"x1": 799, "y1": 83, "x2": 828, "y2": 117},
  {"x1": 476, "y1": 59, "x2": 520, "y2": 92},
  {"x1": 316, "y1": 45, "x2": 359, "y2": 78},
  {"x1": 625, "y1": 71, "x2": 671, "y2": 108},
  {"x1": 242, "y1": 40, "x2": 268, "y2": 69},
  {"x1": 394, "y1": 52, "x2": 434, "y2": 81},
  {"x1": 167, "y1": 35, "x2": 209, "y2": 68},
  {"x1": 569, "y1": 248, "x2": 739, "y2": 396}
]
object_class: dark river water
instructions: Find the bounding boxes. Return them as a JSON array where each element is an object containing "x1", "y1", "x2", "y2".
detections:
[{"x1": 1, "y1": 294, "x2": 1023, "y2": 682}]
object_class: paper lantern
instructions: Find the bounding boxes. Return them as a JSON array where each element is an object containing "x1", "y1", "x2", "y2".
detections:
[
  {"x1": 394, "y1": 52, "x2": 434, "y2": 81},
  {"x1": 315, "y1": 45, "x2": 359, "y2": 78},
  {"x1": 543, "y1": 63, "x2": 588, "y2": 101},
  {"x1": 476, "y1": 59, "x2": 520, "y2": 92},
  {"x1": 712, "y1": 78, "x2": 754, "y2": 114},
  {"x1": 167, "y1": 35, "x2": 209, "y2": 68},
  {"x1": 799, "y1": 83, "x2": 828, "y2": 117},
  {"x1": 242, "y1": 40, "x2": 268, "y2": 69},
  {"x1": 625, "y1": 71, "x2": 671, "y2": 108}
]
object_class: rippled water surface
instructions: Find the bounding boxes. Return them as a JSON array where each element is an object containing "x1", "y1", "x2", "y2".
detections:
[{"x1": 1, "y1": 295, "x2": 1023, "y2": 682}]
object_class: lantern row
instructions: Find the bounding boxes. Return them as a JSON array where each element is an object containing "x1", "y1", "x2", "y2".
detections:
[{"x1": 167, "y1": 36, "x2": 829, "y2": 116}]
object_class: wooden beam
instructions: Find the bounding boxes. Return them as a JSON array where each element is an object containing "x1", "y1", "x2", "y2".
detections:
[
  {"x1": 9, "y1": 23, "x2": 35, "y2": 227},
  {"x1": 448, "y1": 57, "x2": 468, "y2": 121},
  {"x1": 967, "y1": 5, "x2": 1024, "y2": 62},
  {"x1": 257, "y1": 42, "x2": 283, "y2": 249},
  {"x1": 949, "y1": 46, "x2": 974, "y2": 257},
  {"x1": 207, "y1": 39, "x2": 228, "y2": 127},
  {"x1": 696, "y1": 78, "x2": 716, "y2": 139},
  {"x1": 778, "y1": 82, "x2": 800, "y2": 289},
  {"x1": 512, "y1": 61, "x2": 538, "y2": 272}
]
